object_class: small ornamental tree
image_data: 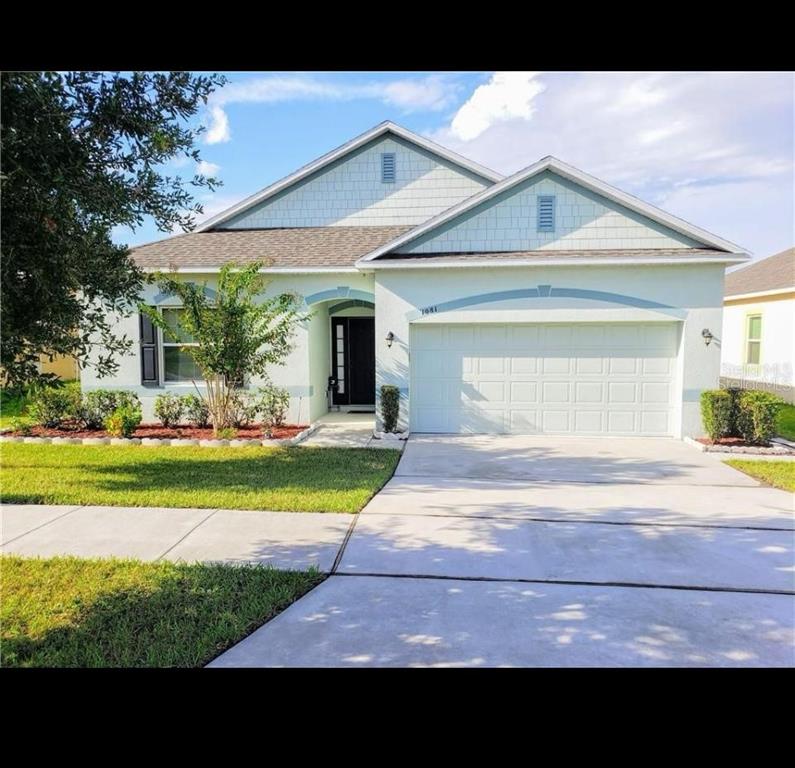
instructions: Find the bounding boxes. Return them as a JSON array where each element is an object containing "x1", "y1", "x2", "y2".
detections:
[{"x1": 143, "y1": 262, "x2": 304, "y2": 435}]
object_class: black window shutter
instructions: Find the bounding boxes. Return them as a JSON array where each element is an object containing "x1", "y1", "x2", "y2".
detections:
[{"x1": 140, "y1": 311, "x2": 159, "y2": 386}]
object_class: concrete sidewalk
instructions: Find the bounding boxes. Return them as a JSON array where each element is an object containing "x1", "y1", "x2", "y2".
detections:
[{"x1": 0, "y1": 504, "x2": 352, "y2": 571}]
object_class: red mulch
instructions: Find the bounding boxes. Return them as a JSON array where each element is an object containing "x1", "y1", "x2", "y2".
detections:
[
  {"x1": 696, "y1": 436, "x2": 767, "y2": 447},
  {"x1": 7, "y1": 421, "x2": 307, "y2": 441}
]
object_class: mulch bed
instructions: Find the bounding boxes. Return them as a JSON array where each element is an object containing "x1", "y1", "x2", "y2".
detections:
[{"x1": 6, "y1": 422, "x2": 307, "y2": 441}]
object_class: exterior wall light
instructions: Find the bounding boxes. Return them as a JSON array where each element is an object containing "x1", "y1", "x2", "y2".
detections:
[
  {"x1": 701, "y1": 328, "x2": 714, "y2": 346},
  {"x1": 385, "y1": 331, "x2": 395, "y2": 348}
]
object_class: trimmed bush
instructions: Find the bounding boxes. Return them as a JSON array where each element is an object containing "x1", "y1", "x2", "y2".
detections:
[
  {"x1": 256, "y1": 385, "x2": 291, "y2": 434},
  {"x1": 227, "y1": 390, "x2": 259, "y2": 428},
  {"x1": 183, "y1": 394, "x2": 210, "y2": 428},
  {"x1": 28, "y1": 383, "x2": 81, "y2": 428},
  {"x1": 80, "y1": 390, "x2": 140, "y2": 429},
  {"x1": 103, "y1": 404, "x2": 142, "y2": 438},
  {"x1": 380, "y1": 385, "x2": 400, "y2": 433},
  {"x1": 735, "y1": 390, "x2": 785, "y2": 445},
  {"x1": 154, "y1": 393, "x2": 184, "y2": 427},
  {"x1": 700, "y1": 390, "x2": 735, "y2": 441}
]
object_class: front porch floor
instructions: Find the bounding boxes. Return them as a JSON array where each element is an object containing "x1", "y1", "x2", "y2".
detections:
[{"x1": 305, "y1": 412, "x2": 400, "y2": 450}]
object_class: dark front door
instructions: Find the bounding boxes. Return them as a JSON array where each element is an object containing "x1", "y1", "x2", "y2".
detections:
[{"x1": 332, "y1": 317, "x2": 375, "y2": 406}]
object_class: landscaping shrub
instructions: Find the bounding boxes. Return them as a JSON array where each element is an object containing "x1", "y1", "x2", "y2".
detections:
[
  {"x1": 700, "y1": 389, "x2": 735, "y2": 441},
  {"x1": 380, "y1": 385, "x2": 400, "y2": 433},
  {"x1": 182, "y1": 394, "x2": 210, "y2": 428},
  {"x1": 154, "y1": 393, "x2": 184, "y2": 427},
  {"x1": 103, "y1": 404, "x2": 142, "y2": 438},
  {"x1": 255, "y1": 384, "x2": 290, "y2": 435},
  {"x1": 28, "y1": 383, "x2": 81, "y2": 428},
  {"x1": 80, "y1": 390, "x2": 140, "y2": 429},
  {"x1": 227, "y1": 390, "x2": 259, "y2": 428},
  {"x1": 216, "y1": 426, "x2": 238, "y2": 440},
  {"x1": 735, "y1": 391, "x2": 785, "y2": 445}
]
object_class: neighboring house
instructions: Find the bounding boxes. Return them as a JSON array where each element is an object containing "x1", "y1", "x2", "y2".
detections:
[
  {"x1": 38, "y1": 353, "x2": 79, "y2": 381},
  {"x1": 720, "y1": 248, "x2": 794, "y2": 403},
  {"x1": 82, "y1": 121, "x2": 749, "y2": 437}
]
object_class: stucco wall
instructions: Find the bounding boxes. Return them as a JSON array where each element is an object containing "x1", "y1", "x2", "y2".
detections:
[
  {"x1": 81, "y1": 272, "x2": 375, "y2": 425},
  {"x1": 222, "y1": 135, "x2": 491, "y2": 229},
  {"x1": 720, "y1": 295, "x2": 794, "y2": 387},
  {"x1": 374, "y1": 263, "x2": 725, "y2": 437},
  {"x1": 398, "y1": 170, "x2": 700, "y2": 254}
]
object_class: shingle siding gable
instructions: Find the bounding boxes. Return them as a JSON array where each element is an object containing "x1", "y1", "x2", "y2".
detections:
[
  {"x1": 222, "y1": 135, "x2": 490, "y2": 229},
  {"x1": 396, "y1": 170, "x2": 701, "y2": 254}
]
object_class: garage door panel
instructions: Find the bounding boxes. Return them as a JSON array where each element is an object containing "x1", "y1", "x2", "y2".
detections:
[{"x1": 410, "y1": 323, "x2": 676, "y2": 436}]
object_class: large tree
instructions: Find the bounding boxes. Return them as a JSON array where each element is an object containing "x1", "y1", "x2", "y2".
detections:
[{"x1": 1, "y1": 71, "x2": 227, "y2": 387}]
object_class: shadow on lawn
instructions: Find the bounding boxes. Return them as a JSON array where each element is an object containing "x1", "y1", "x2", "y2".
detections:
[{"x1": 2, "y1": 561, "x2": 323, "y2": 668}]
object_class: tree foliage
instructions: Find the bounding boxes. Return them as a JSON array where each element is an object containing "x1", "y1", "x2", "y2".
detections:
[
  {"x1": 143, "y1": 262, "x2": 305, "y2": 434},
  {"x1": 1, "y1": 71, "x2": 227, "y2": 386}
]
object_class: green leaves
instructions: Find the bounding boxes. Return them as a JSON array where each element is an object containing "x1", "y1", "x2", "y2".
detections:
[{"x1": 1, "y1": 71, "x2": 227, "y2": 387}]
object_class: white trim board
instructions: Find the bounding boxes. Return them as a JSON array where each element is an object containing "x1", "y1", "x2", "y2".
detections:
[
  {"x1": 724, "y1": 287, "x2": 795, "y2": 301},
  {"x1": 357, "y1": 156, "x2": 749, "y2": 264},
  {"x1": 357, "y1": 255, "x2": 750, "y2": 271},
  {"x1": 194, "y1": 121, "x2": 503, "y2": 233}
]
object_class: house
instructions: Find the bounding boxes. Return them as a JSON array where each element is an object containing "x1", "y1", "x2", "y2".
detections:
[
  {"x1": 720, "y1": 248, "x2": 794, "y2": 403},
  {"x1": 82, "y1": 121, "x2": 750, "y2": 437}
]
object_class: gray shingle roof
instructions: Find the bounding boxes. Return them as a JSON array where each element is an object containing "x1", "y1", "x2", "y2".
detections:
[
  {"x1": 131, "y1": 226, "x2": 413, "y2": 269},
  {"x1": 724, "y1": 248, "x2": 794, "y2": 297},
  {"x1": 379, "y1": 248, "x2": 729, "y2": 263}
]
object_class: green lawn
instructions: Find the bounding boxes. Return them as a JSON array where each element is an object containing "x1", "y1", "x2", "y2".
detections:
[
  {"x1": 725, "y1": 460, "x2": 795, "y2": 492},
  {"x1": 1, "y1": 555, "x2": 322, "y2": 667},
  {"x1": 0, "y1": 389, "x2": 33, "y2": 430},
  {"x1": 0, "y1": 444, "x2": 399, "y2": 513},
  {"x1": 776, "y1": 404, "x2": 795, "y2": 441}
]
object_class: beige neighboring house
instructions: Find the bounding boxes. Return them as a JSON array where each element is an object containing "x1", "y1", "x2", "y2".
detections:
[
  {"x1": 721, "y1": 247, "x2": 794, "y2": 402},
  {"x1": 38, "y1": 353, "x2": 79, "y2": 381}
]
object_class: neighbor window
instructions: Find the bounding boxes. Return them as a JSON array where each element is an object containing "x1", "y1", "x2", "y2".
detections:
[
  {"x1": 537, "y1": 195, "x2": 555, "y2": 232},
  {"x1": 745, "y1": 314, "x2": 762, "y2": 365},
  {"x1": 161, "y1": 308, "x2": 203, "y2": 383}
]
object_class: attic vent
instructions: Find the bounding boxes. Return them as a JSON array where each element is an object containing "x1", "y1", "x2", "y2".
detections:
[
  {"x1": 381, "y1": 153, "x2": 396, "y2": 183},
  {"x1": 537, "y1": 195, "x2": 555, "y2": 232}
]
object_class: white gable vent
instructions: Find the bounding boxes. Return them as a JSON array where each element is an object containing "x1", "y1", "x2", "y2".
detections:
[
  {"x1": 381, "y1": 152, "x2": 396, "y2": 183},
  {"x1": 537, "y1": 195, "x2": 555, "y2": 232}
]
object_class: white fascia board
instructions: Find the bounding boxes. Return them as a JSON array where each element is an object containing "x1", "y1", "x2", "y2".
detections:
[
  {"x1": 194, "y1": 121, "x2": 503, "y2": 233},
  {"x1": 141, "y1": 266, "x2": 360, "y2": 275},
  {"x1": 356, "y1": 254, "x2": 750, "y2": 271},
  {"x1": 359, "y1": 156, "x2": 748, "y2": 262},
  {"x1": 724, "y1": 287, "x2": 795, "y2": 301}
]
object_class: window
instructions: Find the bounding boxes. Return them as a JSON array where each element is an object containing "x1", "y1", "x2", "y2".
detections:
[
  {"x1": 161, "y1": 308, "x2": 203, "y2": 383},
  {"x1": 381, "y1": 152, "x2": 396, "y2": 183},
  {"x1": 745, "y1": 314, "x2": 762, "y2": 365},
  {"x1": 537, "y1": 195, "x2": 555, "y2": 231}
]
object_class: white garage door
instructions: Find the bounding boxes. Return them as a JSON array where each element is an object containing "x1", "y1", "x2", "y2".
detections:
[{"x1": 410, "y1": 323, "x2": 678, "y2": 435}]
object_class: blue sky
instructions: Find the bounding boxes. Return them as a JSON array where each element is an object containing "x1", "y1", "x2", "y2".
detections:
[{"x1": 118, "y1": 71, "x2": 794, "y2": 261}]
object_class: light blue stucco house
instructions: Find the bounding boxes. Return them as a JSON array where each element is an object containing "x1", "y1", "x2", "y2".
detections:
[{"x1": 84, "y1": 121, "x2": 749, "y2": 437}]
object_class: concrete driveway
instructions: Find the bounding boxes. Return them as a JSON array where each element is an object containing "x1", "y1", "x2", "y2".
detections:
[{"x1": 211, "y1": 435, "x2": 795, "y2": 668}]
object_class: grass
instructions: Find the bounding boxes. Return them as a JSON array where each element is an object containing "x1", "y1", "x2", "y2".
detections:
[
  {"x1": 0, "y1": 389, "x2": 33, "y2": 430},
  {"x1": 725, "y1": 460, "x2": 795, "y2": 492},
  {"x1": 776, "y1": 404, "x2": 795, "y2": 441},
  {"x1": 0, "y1": 555, "x2": 322, "y2": 667},
  {"x1": 0, "y1": 444, "x2": 399, "y2": 513}
]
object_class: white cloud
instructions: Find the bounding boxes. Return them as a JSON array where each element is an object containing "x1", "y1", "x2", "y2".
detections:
[
  {"x1": 433, "y1": 71, "x2": 794, "y2": 257},
  {"x1": 449, "y1": 72, "x2": 546, "y2": 141},
  {"x1": 205, "y1": 105, "x2": 230, "y2": 144},
  {"x1": 196, "y1": 160, "x2": 220, "y2": 177},
  {"x1": 203, "y1": 74, "x2": 459, "y2": 145}
]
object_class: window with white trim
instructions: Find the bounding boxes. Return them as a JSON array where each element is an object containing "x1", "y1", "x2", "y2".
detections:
[
  {"x1": 745, "y1": 314, "x2": 762, "y2": 365},
  {"x1": 161, "y1": 308, "x2": 203, "y2": 383}
]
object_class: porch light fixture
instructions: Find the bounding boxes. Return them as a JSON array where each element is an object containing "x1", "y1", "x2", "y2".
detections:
[
  {"x1": 701, "y1": 328, "x2": 714, "y2": 346},
  {"x1": 385, "y1": 331, "x2": 395, "y2": 348}
]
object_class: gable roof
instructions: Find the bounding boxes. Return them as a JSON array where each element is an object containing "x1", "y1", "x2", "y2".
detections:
[
  {"x1": 357, "y1": 156, "x2": 749, "y2": 264},
  {"x1": 195, "y1": 121, "x2": 503, "y2": 233},
  {"x1": 131, "y1": 225, "x2": 412, "y2": 271},
  {"x1": 724, "y1": 247, "x2": 794, "y2": 298}
]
